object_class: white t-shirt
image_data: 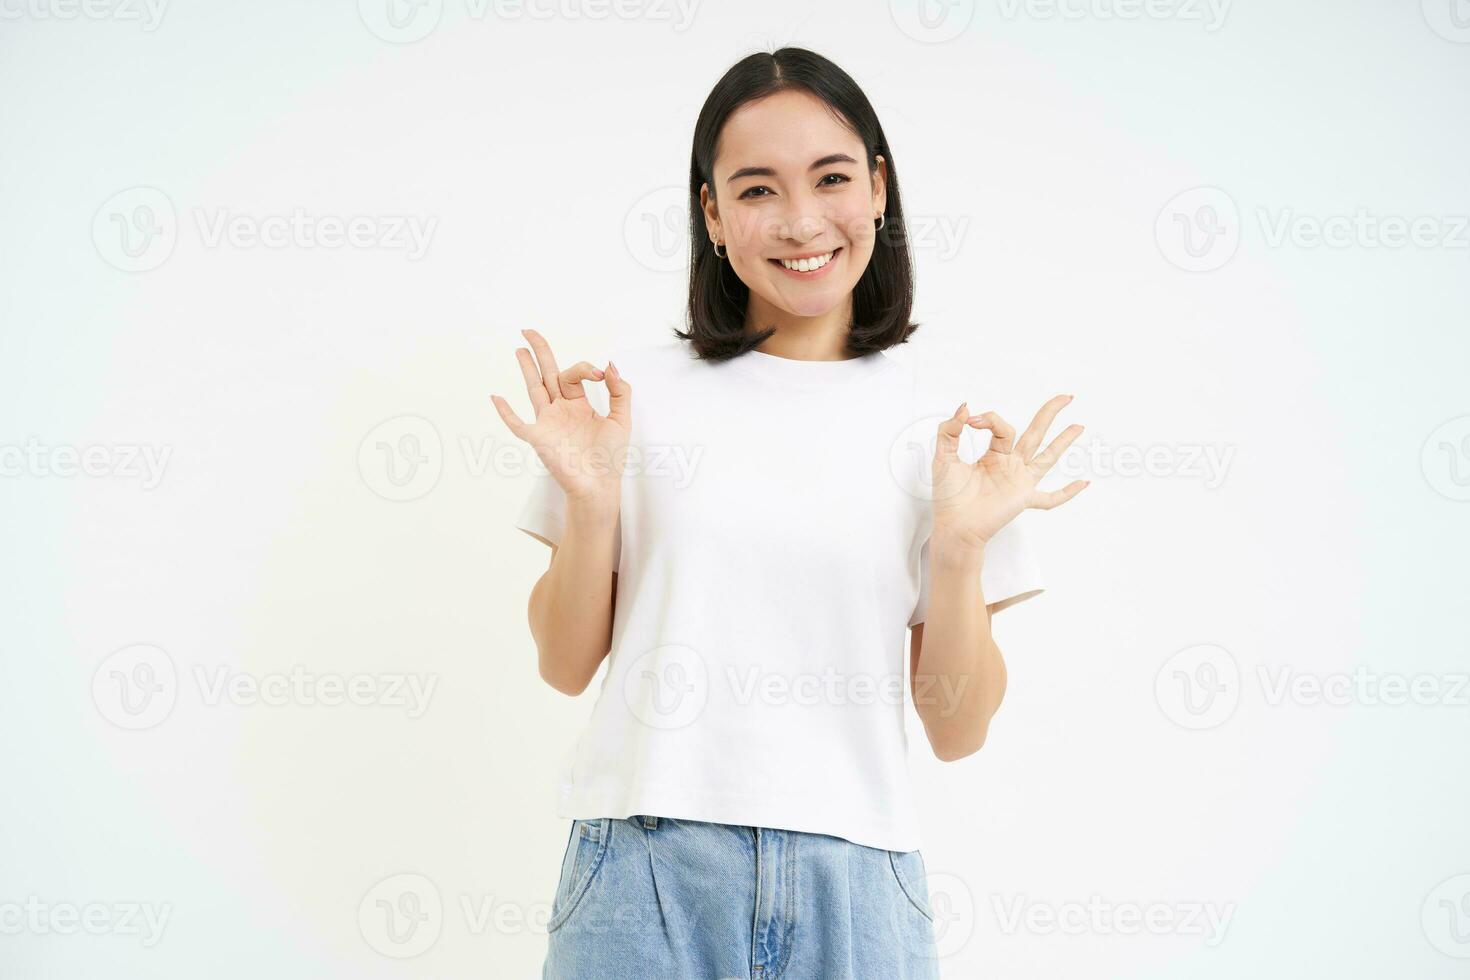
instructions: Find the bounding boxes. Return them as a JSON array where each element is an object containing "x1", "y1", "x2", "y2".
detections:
[{"x1": 513, "y1": 338, "x2": 1044, "y2": 851}]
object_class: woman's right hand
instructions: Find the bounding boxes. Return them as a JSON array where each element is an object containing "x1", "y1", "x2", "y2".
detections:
[{"x1": 490, "y1": 328, "x2": 632, "y2": 506}]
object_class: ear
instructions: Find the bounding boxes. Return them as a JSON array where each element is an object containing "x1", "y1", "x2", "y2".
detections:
[
  {"x1": 871, "y1": 154, "x2": 888, "y2": 218},
  {"x1": 699, "y1": 183, "x2": 720, "y2": 244}
]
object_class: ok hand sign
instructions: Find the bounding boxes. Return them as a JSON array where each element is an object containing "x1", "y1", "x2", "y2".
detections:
[
  {"x1": 490, "y1": 328, "x2": 632, "y2": 505},
  {"x1": 929, "y1": 395, "x2": 1087, "y2": 551}
]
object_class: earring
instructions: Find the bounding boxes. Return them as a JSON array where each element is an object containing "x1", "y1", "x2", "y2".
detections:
[
  {"x1": 875, "y1": 214, "x2": 886, "y2": 231},
  {"x1": 712, "y1": 239, "x2": 726, "y2": 259}
]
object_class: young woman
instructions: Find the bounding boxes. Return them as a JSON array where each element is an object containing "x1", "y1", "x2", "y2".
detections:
[{"x1": 492, "y1": 47, "x2": 1086, "y2": 979}]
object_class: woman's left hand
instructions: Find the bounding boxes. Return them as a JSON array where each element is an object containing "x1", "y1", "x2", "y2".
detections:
[{"x1": 929, "y1": 394, "x2": 1088, "y2": 552}]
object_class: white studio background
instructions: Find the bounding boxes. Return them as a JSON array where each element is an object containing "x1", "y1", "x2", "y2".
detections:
[{"x1": 2, "y1": 2, "x2": 1467, "y2": 977}]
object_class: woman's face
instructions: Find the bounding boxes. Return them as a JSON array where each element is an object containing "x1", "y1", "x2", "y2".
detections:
[{"x1": 701, "y1": 89, "x2": 887, "y2": 321}]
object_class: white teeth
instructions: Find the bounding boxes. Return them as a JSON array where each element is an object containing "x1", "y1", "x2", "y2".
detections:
[{"x1": 779, "y1": 251, "x2": 833, "y2": 272}]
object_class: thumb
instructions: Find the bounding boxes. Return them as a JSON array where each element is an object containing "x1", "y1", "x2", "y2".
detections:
[
  {"x1": 603, "y1": 360, "x2": 632, "y2": 427},
  {"x1": 934, "y1": 401, "x2": 968, "y2": 461}
]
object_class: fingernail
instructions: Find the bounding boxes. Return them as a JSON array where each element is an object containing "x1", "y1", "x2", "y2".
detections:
[{"x1": 956, "y1": 401, "x2": 967, "y2": 415}]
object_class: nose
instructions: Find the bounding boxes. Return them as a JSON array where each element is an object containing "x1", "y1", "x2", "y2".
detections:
[
  {"x1": 787, "y1": 214, "x2": 822, "y2": 244},
  {"x1": 774, "y1": 186, "x2": 826, "y2": 246}
]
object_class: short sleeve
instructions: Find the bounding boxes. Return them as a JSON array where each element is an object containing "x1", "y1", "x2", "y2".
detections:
[
  {"x1": 511, "y1": 363, "x2": 621, "y2": 566},
  {"x1": 906, "y1": 398, "x2": 1045, "y2": 627},
  {"x1": 907, "y1": 517, "x2": 1044, "y2": 627}
]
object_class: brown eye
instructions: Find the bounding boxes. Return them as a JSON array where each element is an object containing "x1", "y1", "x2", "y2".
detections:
[
  {"x1": 819, "y1": 173, "x2": 852, "y2": 187},
  {"x1": 739, "y1": 185, "x2": 772, "y2": 200}
]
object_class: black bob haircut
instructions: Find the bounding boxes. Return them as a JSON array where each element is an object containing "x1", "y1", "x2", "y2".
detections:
[{"x1": 673, "y1": 47, "x2": 919, "y2": 362}]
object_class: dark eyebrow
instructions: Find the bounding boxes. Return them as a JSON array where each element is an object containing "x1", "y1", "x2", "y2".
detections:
[{"x1": 726, "y1": 153, "x2": 859, "y2": 183}]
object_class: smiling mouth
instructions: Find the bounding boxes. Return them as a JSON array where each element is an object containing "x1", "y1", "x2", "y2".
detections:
[{"x1": 768, "y1": 247, "x2": 842, "y2": 276}]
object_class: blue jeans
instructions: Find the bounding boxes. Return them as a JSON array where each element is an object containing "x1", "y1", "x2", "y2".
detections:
[{"x1": 543, "y1": 815, "x2": 940, "y2": 979}]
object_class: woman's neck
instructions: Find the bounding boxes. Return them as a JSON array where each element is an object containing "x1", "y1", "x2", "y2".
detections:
[{"x1": 742, "y1": 293, "x2": 857, "y2": 361}]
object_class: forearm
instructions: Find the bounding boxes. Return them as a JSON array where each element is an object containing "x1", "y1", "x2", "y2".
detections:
[
  {"x1": 528, "y1": 496, "x2": 619, "y2": 695},
  {"x1": 914, "y1": 529, "x2": 1008, "y2": 761}
]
